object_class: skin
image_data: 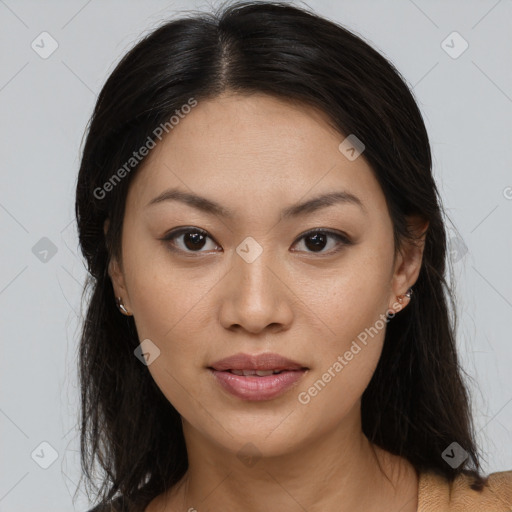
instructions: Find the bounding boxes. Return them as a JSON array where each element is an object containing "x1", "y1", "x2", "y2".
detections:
[{"x1": 106, "y1": 92, "x2": 428, "y2": 511}]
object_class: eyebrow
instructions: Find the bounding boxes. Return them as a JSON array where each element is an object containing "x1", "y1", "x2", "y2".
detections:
[{"x1": 145, "y1": 187, "x2": 367, "y2": 219}]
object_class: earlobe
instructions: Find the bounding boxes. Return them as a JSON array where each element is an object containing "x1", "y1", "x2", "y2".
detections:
[
  {"x1": 107, "y1": 257, "x2": 120, "y2": 283},
  {"x1": 107, "y1": 255, "x2": 127, "y2": 295},
  {"x1": 104, "y1": 217, "x2": 132, "y2": 315},
  {"x1": 110, "y1": 261, "x2": 133, "y2": 316},
  {"x1": 115, "y1": 296, "x2": 133, "y2": 316},
  {"x1": 388, "y1": 216, "x2": 429, "y2": 312},
  {"x1": 104, "y1": 217, "x2": 123, "y2": 286}
]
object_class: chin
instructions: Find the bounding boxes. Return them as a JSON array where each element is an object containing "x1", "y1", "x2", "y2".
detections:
[{"x1": 209, "y1": 416, "x2": 308, "y2": 457}]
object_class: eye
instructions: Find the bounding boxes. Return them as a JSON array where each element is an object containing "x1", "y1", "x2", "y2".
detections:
[
  {"x1": 160, "y1": 227, "x2": 221, "y2": 254},
  {"x1": 160, "y1": 227, "x2": 351, "y2": 256},
  {"x1": 291, "y1": 229, "x2": 351, "y2": 254}
]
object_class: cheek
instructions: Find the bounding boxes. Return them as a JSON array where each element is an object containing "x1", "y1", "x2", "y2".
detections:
[
  {"x1": 295, "y1": 305, "x2": 388, "y2": 431},
  {"x1": 122, "y1": 233, "x2": 217, "y2": 343},
  {"x1": 125, "y1": 265, "x2": 213, "y2": 416},
  {"x1": 121, "y1": 247, "x2": 222, "y2": 400},
  {"x1": 295, "y1": 242, "x2": 393, "y2": 348},
  {"x1": 292, "y1": 246, "x2": 393, "y2": 417}
]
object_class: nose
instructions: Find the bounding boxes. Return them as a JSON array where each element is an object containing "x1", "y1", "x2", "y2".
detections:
[{"x1": 219, "y1": 248, "x2": 294, "y2": 335}]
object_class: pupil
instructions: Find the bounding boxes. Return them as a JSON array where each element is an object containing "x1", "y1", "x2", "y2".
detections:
[
  {"x1": 305, "y1": 233, "x2": 326, "y2": 252},
  {"x1": 184, "y1": 232, "x2": 206, "y2": 250}
]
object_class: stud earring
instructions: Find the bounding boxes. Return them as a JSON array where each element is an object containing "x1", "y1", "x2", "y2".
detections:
[
  {"x1": 116, "y1": 296, "x2": 132, "y2": 316},
  {"x1": 397, "y1": 287, "x2": 413, "y2": 304}
]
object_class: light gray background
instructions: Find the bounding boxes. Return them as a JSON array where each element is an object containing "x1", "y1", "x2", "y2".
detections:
[{"x1": 1, "y1": 0, "x2": 511, "y2": 510}]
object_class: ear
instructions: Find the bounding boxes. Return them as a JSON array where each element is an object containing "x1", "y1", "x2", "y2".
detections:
[
  {"x1": 388, "y1": 215, "x2": 429, "y2": 310},
  {"x1": 104, "y1": 218, "x2": 131, "y2": 311}
]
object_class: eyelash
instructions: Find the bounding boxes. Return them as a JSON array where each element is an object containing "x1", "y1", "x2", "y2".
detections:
[{"x1": 160, "y1": 227, "x2": 352, "y2": 256}]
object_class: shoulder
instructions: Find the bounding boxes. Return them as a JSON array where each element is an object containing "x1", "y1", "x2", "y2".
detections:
[{"x1": 418, "y1": 469, "x2": 512, "y2": 511}]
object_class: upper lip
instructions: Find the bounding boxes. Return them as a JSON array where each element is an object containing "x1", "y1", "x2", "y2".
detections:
[{"x1": 209, "y1": 352, "x2": 308, "y2": 371}]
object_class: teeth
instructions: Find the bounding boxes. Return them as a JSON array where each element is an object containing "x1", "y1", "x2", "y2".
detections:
[
  {"x1": 255, "y1": 370, "x2": 275, "y2": 376},
  {"x1": 229, "y1": 369, "x2": 283, "y2": 376},
  {"x1": 230, "y1": 369, "x2": 248, "y2": 376}
]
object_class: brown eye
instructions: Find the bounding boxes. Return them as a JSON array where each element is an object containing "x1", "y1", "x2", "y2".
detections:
[
  {"x1": 182, "y1": 231, "x2": 207, "y2": 251},
  {"x1": 161, "y1": 227, "x2": 221, "y2": 254},
  {"x1": 292, "y1": 229, "x2": 351, "y2": 254}
]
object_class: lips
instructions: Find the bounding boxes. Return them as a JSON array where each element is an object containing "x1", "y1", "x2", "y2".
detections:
[
  {"x1": 229, "y1": 369, "x2": 285, "y2": 377},
  {"x1": 208, "y1": 352, "x2": 308, "y2": 401},
  {"x1": 209, "y1": 352, "x2": 307, "y2": 372}
]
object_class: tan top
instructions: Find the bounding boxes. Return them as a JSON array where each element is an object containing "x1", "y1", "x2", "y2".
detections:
[{"x1": 417, "y1": 470, "x2": 512, "y2": 511}]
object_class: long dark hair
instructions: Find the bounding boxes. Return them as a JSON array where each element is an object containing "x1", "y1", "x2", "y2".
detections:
[{"x1": 75, "y1": 1, "x2": 484, "y2": 509}]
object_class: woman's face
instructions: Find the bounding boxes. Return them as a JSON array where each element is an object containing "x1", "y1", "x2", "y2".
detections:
[{"x1": 108, "y1": 92, "x2": 424, "y2": 458}]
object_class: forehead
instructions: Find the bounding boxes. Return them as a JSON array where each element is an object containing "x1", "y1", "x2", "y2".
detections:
[{"x1": 126, "y1": 92, "x2": 386, "y2": 217}]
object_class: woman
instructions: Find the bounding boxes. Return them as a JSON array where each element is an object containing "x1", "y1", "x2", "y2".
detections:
[{"x1": 75, "y1": 2, "x2": 512, "y2": 511}]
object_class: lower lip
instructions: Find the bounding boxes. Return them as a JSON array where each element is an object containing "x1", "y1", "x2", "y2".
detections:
[{"x1": 209, "y1": 369, "x2": 307, "y2": 401}]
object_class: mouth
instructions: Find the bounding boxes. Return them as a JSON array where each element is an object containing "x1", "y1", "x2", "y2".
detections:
[
  {"x1": 208, "y1": 367, "x2": 308, "y2": 401},
  {"x1": 220, "y1": 369, "x2": 301, "y2": 376},
  {"x1": 208, "y1": 352, "x2": 308, "y2": 372},
  {"x1": 207, "y1": 353, "x2": 309, "y2": 401}
]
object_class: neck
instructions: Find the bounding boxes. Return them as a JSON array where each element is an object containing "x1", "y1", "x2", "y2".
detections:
[{"x1": 163, "y1": 411, "x2": 418, "y2": 512}]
